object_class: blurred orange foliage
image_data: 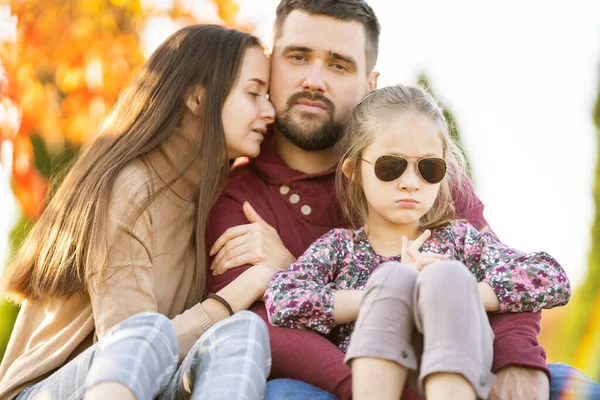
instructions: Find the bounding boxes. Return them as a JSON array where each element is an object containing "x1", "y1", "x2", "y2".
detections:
[{"x1": 0, "y1": 0, "x2": 245, "y2": 219}]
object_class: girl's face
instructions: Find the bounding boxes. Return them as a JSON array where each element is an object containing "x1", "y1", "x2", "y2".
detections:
[
  {"x1": 222, "y1": 46, "x2": 275, "y2": 159},
  {"x1": 359, "y1": 111, "x2": 444, "y2": 228}
]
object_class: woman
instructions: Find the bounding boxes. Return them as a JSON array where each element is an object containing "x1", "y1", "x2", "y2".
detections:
[{"x1": 0, "y1": 25, "x2": 278, "y2": 400}]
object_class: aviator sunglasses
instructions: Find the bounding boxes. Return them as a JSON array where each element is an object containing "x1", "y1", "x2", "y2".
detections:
[{"x1": 361, "y1": 155, "x2": 447, "y2": 184}]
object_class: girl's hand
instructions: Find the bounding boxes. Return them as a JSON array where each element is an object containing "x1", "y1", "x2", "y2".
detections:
[
  {"x1": 400, "y1": 230, "x2": 448, "y2": 271},
  {"x1": 210, "y1": 202, "x2": 296, "y2": 276}
]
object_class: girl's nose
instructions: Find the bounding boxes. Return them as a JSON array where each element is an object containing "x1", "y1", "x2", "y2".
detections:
[{"x1": 397, "y1": 164, "x2": 420, "y2": 191}]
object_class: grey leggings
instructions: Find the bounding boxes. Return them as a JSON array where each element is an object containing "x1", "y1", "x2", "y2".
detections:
[
  {"x1": 17, "y1": 310, "x2": 271, "y2": 400},
  {"x1": 344, "y1": 261, "x2": 495, "y2": 399}
]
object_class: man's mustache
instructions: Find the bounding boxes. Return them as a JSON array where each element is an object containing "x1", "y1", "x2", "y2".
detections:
[{"x1": 285, "y1": 92, "x2": 335, "y2": 113}]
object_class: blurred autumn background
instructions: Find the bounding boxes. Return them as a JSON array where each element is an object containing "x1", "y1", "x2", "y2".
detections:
[
  {"x1": 1, "y1": 0, "x2": 600, "y2": 383},
  {"x1": 0, "y1": 0, "x2": 245, "y2": 361}
]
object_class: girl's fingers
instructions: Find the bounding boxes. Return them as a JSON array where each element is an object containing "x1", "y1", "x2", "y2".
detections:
[
  {"x1": 419, "y1": 252, "x2": 449, "y2": 259},
  {"x1": 414, "y1": 256, "x2": 444, "y2": 271},
  {"x1": 407, "y1": 247, "x2": 420, "y2": 259},
  {"x1": 410, "y1": 229, "x2": 431, "y2": 251}
]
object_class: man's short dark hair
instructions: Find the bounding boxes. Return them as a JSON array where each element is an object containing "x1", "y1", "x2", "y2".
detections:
[{"x1": 274, "y1": 0, "x2": 381, "y2": 73}]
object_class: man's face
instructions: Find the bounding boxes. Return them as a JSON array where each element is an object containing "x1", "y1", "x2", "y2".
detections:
[{"x1": 270, "y1": 10, "x2": 377, "y2": 151}]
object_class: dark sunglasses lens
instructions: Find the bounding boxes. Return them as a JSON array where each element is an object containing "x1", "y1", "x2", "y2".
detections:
[
  {"x1": 374, "y1": 156, "x2": 407, "y2": 182},
  {"x1": 418, "y1": 158, "x2": 447, "y2": 183}
]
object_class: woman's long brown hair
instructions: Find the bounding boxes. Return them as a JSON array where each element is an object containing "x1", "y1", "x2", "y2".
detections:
[{"x1": 4, "y1": 25, "x2": 261, "y2": 303}]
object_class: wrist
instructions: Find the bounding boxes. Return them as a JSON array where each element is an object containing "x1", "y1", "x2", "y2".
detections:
[
  {"x1": 285, "y1": 251, "x2": 296, "y2": 267},
  {"x1": 247, "y1": 264, "x2": 276, "y2": 300},
  {"x1": 478, "y1": 281, "x2": 500, "y2": 312}
]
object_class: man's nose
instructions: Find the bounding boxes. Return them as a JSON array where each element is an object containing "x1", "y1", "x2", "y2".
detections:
[{"x1": 302, "y1": 62, "x2": 326, "y2": 92}]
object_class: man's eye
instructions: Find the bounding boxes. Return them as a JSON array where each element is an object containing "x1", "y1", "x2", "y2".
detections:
[
  {"x1": 290, "y1": 54, "x2": 306, "y2": 61},
  {"x1": 248, "y1": 92, "x2": 260, "y2": 97},
  {"x1": 332, "y1": 63, "x2": 347, "y2": 71}
]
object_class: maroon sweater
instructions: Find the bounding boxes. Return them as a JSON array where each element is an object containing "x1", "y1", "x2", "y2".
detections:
[{"x1": 206, "y1": 137, "x2": 548, "y2": 400}]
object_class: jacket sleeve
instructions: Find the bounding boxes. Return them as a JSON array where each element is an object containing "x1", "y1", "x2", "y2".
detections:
[
  {"x1": 264, "y1": 229, "x2": 345, "y2": 335},
  {"x1": 451, "y1": 222, "x2": 571, "y2": 312},
  {"x1": 451, "y1": 168, "x2": 489, "y2": 231},
  {"x1": 88, "y1": 165, "x2": 214, "y2": 362},
  {"x1": 488, "y1": 311, "x2": 550, "y2": 377},
  {"x1": 204, "y1": 188, "x2": 278, "y2": 294}
]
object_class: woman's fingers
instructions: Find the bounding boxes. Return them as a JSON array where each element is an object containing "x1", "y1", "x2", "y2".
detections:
[
  {"x1": 209, "y1": 224, "x2": 252, "y2": 256},
  {"x1": 211, "y1": 235, "x2": 246, "y2": 271},
  {"x1": 212, "y1": 243, "x2": 251, "y2": 275},
  {"x1": 213, "y1": 253, "x2": 255, "y2": 276}
]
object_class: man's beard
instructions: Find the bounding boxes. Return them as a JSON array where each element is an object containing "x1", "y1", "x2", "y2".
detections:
[{"x1": 275, "y1": 92, "x2": 347, "y2": 151}]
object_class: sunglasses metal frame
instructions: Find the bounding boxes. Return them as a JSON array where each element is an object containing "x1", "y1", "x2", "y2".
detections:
[{"x1": 360, "y1": 155, "x2": 447, "y2": 184}]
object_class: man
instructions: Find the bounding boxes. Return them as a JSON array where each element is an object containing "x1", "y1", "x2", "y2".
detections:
[{"x1": 206, "y1": 1, "x2": 597, "y2": 399}]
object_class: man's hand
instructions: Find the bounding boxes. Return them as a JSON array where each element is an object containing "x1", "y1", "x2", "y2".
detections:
[
  {"x1": 489, "y1": 366, "x2": 550, "y2": 400},
  {"x1": 210, "y1": 202, "x2": 296, "y2": 275}
]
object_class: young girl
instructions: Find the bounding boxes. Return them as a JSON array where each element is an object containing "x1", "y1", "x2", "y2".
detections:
[
  {"x1": 0, "y1": 25, "x2": 279, "y2": 400},
  {"x1": 264, "y1": 84, "x2": 571, "y2": 400}
]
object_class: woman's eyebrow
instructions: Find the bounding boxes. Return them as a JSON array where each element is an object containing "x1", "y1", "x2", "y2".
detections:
[{"x1": 247, "y1": 78, "x2": 267, "y2": 86}]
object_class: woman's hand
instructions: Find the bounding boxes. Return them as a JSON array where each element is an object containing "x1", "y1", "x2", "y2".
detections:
[
  {"x1": 400, "y1": 230, "x2": 448, "y2": 271},
  {"x1": 203, "y1": 264, "x2": 285, "y2": 323},
  {"x1": 210, "y1": 202, "x2": 296, "y2": 276}
]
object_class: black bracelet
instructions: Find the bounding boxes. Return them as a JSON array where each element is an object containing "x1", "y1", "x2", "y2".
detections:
[{"x1": 207, "y1": 293, "x2": 234, "y2": 316}]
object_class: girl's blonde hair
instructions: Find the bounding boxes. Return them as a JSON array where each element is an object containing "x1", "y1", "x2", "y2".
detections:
[{"x1": 336, "y1": 83, "x2": 470, "y2": 230}]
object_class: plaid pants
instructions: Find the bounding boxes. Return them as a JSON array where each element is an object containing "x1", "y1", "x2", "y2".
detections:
[{"x1": 17, "y1": 310, "x2": 271, "y2": 400}]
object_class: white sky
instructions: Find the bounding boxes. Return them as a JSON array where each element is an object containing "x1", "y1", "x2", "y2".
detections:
[{"x1": 2, "y1": 1, "x2": 599, "y2": 289}]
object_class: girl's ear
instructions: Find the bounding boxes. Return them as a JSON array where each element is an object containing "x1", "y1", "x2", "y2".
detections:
[
  {"x1": 342, "y1": 159, "x2": 354, "y2": 180},
  {"x1": 185, "y1": 86, "x2": 205, "y2": 116}
]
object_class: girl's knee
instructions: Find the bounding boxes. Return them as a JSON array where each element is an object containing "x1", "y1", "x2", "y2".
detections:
[
  {"x1": 418, "y1": 261, "x2": 475, "y2": 290},
  {"x1": 367, "y1": 261, "x2": 418, "y2": 294}
]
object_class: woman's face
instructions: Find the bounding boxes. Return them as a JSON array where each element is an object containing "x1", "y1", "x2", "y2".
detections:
[{"x1": 222, "y1": 46, "x2": 275, "y2": 159}]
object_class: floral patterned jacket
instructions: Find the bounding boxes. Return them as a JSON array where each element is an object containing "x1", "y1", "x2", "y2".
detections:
[{"x1": 264, "y1": 220, "x2": 571, "y2": 352}]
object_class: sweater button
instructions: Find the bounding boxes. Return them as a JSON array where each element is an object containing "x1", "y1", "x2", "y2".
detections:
[
  {"x1": 289, "y1": 194, "x2": 300, "y2": 204},
  {"x1": 401, "y1": 350, "x2": 408, "y2": 358},
  {"x1": 301, "y1": 205, "x2": 312, "y2": 215},
  {"x1": 279, "y1": 185, "x2": 290, "y2": 195}
]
